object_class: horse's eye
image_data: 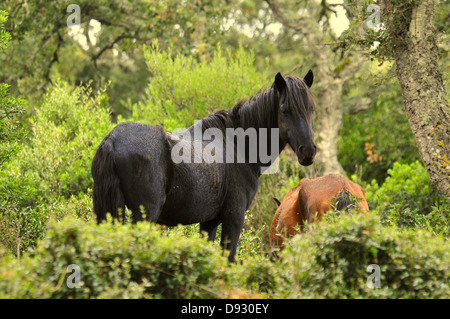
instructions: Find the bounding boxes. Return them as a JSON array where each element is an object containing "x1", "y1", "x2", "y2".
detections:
[{"x1": 280, "y1": 103, "x2": 288, "y2": 113}]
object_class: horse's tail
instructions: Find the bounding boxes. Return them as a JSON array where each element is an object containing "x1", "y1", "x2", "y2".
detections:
[
  {"x1": 91, "y1": 137, "x2": 125, "y2": 223},
  {"x1": 334, "y1": 190, "x2": 357, "y2": 212}
]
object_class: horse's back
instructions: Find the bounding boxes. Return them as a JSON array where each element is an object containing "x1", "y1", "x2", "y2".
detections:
[
  {"x1": 107, "y1": 121, "x2": 171, "y2": 191},
  {"x1": 270, "y1": 174, "x2": 369, "y2": 251},
  {"x1": 299, "y1": 174, "x2": 369, "y2": 219},
  {"x1": 92, "y1": 121, "x2": 170, "y2": 221},
  {"x1": 107, "y1": 121, "x2": 168, "y2": 158}
]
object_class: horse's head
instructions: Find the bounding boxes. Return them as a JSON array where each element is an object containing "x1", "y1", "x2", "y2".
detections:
[{"x1": 274, "y1": 71, "x2": 316, "y2": 166}]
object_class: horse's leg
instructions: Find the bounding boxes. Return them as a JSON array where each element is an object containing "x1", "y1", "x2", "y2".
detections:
[
  {"x1": 130, "y1": 168, "x2": 167, "y2": 223},
  {"x1": 199, "y1": 220, "x2": 219, "y2": 241},
  {"x1": 122, "y1": 185, "x2": 166, "y2": 223},
  {"x1": 219, "y1": 208, "x2": 246, "y2": 263},
  {"x1": 132, "y1": 190, "x2": 166, "y2": 224}
]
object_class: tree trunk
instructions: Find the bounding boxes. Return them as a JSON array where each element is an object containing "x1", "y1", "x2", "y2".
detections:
[
  {"x1": 314, "y1": 78, "x2": 345, "y2": 175},
  {"x1": 382, "y1": 0, "x2": 450, "y2": 196}
]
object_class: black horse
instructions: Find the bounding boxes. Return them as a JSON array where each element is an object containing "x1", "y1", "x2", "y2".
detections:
[{"x1": 92, "y1": 71, "x2": 317, "y2": 262}]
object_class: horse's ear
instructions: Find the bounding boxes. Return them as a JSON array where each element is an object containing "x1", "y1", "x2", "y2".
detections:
[
  {"x1": 273, "y1": 197, "x2": 281, "y2": 207},
  {"x1": 304, "y1": 69, "x2": 314, "y2": 88},
  {"x1": 274, "y1": 72, "x2": 287, "y2": 94}
]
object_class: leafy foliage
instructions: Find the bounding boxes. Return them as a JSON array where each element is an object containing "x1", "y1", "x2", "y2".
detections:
[
  {"x1": 0, "y1": 217, "x2": 230, "y2": 299},
  {"x1": 1, "y1": 0, "x2": 228, "y2": 114},
  {"x1": 0, "y1": 10, "x2": 11, "y2": 51},
  {"x1": 129, "y1": 42, "x2": 267, "y2": 131},
  {"x1": 339, "y1": 81, "x2": 420, "y2": 183},
  {"x1": 279, "y1": 212, "x2": 450, "y2": 298},
  {"x1": 362, "y1": 161, "x2": 449, "y2": 236},
  {"x1": 6, "y1": 81, "x2": 112, "y2": 201},
  {"x1": 1, "y1": 211, "x2": 448, "y2": 299},
  {"x1": 0, "y1": 81, "x2": 112, "y2": 256},
  {"x1": 0, "y1": 11, "x2": 25, "y2": 167},
  {"x1": 0, "y1": 83, "x2": 26, "y2": 168},
  {"x1": 366, "y1": 161, "x2": 443, "y2": 211}
]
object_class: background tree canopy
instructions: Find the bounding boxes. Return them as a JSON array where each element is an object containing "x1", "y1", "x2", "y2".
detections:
[{"x1": 0, "y1": 0, "x2": 448, "y2": 299}]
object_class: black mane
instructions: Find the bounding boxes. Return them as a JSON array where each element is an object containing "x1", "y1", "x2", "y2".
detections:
[{"x1": 200, "y1": 75, "x2": 315, "y2": 133}]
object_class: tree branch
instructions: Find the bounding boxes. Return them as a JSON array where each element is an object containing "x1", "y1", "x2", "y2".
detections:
[
  {"x1": 266, "y1": 0, "x2": 333, "y2": 81},
  {"x1": 43, "y1": 29, "x2": 63, "y2": 86}
]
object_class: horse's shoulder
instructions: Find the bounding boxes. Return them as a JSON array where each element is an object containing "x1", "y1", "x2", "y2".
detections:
[
  {"x1": 286, "y1": 183, "x2": 302, "y2": 197},
  {"x1": 297, "y1": 177, "x2": 315, "y2": 199}
]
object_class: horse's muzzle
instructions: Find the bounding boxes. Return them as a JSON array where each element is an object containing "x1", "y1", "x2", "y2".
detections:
[
  {"x1": 297, "y1": 144, "x2": 316, "y2": 166},
  {"x1": 299, "y1": 158, "x2": 314, "y2": 166}
]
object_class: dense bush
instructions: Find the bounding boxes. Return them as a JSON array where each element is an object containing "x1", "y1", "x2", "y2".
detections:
[
  {"x1": 279, "y1": 212, "x2": 450, "y2": 298},
  {"x1": 129, "y1": 42, "x2": 267, "y2": 131},
  {"x1": 14, "y1": 81, "x2": 112, "y2": 200},
  {"x1": 362, "y1": 161, "x2": 449, "y2": 236},
  {"x1": 0, "y1": 83, "x2": 26, "y2": 168},
  {"x1": 365, "y1": 161, "x2": 444, "y2": 211},
  {"x1": 0, "y1": 82, "x2": 112, "y2": 256},
  {"x1": 0, "y1": 217, "x2": 230, "y2": 299},
  {"x1": 338, "y1": 82, "x2": 420, "y2": 184},
  {"x1": 1, "y1": 212, "x2": 448, "y2": 299},
  {"x1": 1, "y1": 81, "x2": 112, "y2": 203},
  {"x1": 380, "y1": 204, "x2": 449, "y2": 237}
]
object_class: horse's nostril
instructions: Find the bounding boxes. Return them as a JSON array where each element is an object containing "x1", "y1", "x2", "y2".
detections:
[{"x1": 298, "y1": 144, "x2": 316, "y2": 158}]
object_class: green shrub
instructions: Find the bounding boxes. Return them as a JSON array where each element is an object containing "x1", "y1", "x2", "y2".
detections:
[
  {"x1": 366, "y1": 161, "x2": 442, "y2": 211},
  {"x1": 0, "y1": 168, "x2": 48, "y2": 257},
  {"x1": 338, "y1": 77, "x2": 419, "y2": 184},
  {"x1": 0, "y1": 217, "x2": 230, "y2": 299},
  {"x1": 361, "y1": 161, "x2": 449, "y2": 236},
  {"x1": 0, "y1": 81, "x2": 112, "y2": 255},
  {"x1": 0, "y1": 205, "x2": 48, "y2": 260},
  {"x1": 380, "y1": 203, "x2": 449, "y2": 237},
  {"x1": 42, "y1": 191, "x2": 94, "y2": 223},
  {"x1": 279, "y1": 212, "x2": 450, "y2": 298},
  {"x1": 240, "y1": 256, "x2": 279, "y2": 294},
  {"x1": 13, "y1": 81, "x2": 112, "y2": 200},
  {"x1": 0, "y1": 190, "x2": 95, "y2": 258},
  {"x1": 0, "y1": 83, "x2": 26, "y2": 168},
  {"x1": 128, "y1": 42, "x2": 267, "y2": 131},
  {"x1": 0, "y1": 13, "x2": 32, "y2": 256},
  {"x1": 1, "y1": 211, "x2": 448, "y2": 299},
  {"x1": 11, "y1": 81, "x2": 109, "y2": 200}
]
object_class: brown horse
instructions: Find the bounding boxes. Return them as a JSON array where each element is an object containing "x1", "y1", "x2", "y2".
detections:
[{"x1": 269, "y1": 174, "x2": 369, "y2": 251}]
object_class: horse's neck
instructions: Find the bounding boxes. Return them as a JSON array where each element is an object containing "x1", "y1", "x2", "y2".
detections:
[
  {"x1": 237, "y1": 90, "x2": 278, "y2": 131},
  {"x1": 236, "y1": 95, "x2": 289, "y2": 174}
]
